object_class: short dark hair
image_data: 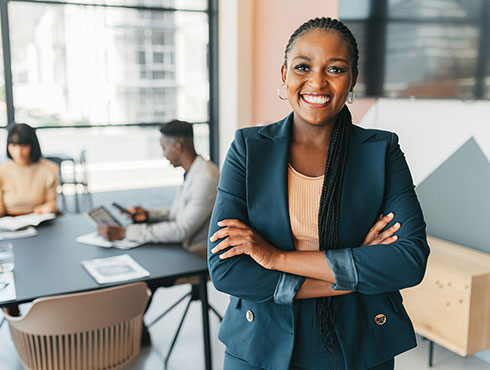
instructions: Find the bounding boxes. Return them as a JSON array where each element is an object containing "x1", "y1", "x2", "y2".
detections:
[
  {"x1": 159, "y1": 120, "x2": 193, "y2": 139},
  {"x1": 7, "y1": 123, "x2": 42, "y2": 163}
]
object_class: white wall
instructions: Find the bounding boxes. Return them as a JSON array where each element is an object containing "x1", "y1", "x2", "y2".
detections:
[
  {"x1": 358, "y1": 98, "x2": 490, "y2": 187},
  {"x1": 358, "y1": 98, "x2": 490, "y2": 363},
  {"x1": 218, "y1": 0, "x2": 254, "y2": 166}
]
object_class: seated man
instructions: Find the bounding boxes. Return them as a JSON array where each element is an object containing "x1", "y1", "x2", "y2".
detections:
[{"x1": 98, "y1": 119, "x2": 219, "y2": 261}]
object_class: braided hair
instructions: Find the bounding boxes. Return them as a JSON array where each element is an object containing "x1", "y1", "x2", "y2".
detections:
[{"x1": 284, "y1": 17, "x2": 359, "y2": 364}]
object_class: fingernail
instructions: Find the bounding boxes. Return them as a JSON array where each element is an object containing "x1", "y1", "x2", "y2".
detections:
[
  {"x1": 217, "y1": 221, "x2": 223, "y2": 226},
  {"x1": 211, "y1": 247, "x2": 217, "y2": 253},
  {"x1": 388, "y1": 212, "x2": 394, "y2": 217},
  {"x1": 395, "y1": 222, "x2": 400, "y2": 227}
]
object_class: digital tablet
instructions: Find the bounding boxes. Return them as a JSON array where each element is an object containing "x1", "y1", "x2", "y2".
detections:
[{"x1": 86, "y1": 206, "x2": 122, "y2": 227}]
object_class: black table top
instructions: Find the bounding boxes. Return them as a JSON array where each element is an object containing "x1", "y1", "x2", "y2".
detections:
[{"x1": 1, "y1": 214, "x2": 207, "y2": 306}]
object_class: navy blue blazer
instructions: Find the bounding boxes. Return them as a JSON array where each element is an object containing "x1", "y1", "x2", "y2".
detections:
[{"x1": 208, "y1": 113, "x2": 429, "y2": 370}]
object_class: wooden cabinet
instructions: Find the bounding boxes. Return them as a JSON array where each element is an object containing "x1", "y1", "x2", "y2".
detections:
[{"x1": 402, "y1": 236, "x2": 490, "y2": 356}]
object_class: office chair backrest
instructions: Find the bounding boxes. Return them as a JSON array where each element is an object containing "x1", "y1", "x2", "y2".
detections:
[{"x1": 4, "y1": 282, "x2": 150, "y2": 370}]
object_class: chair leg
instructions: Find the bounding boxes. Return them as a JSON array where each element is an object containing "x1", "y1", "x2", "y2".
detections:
[
  {"x1": 86, "y1": 190, "x2": 93, "y2": 209},
  {"x1": 147, "y1": 292, "x2": 191, "y2": 328},
  {"x1": 164, "y1": 296, "x2": 193, "y2": 369},
  {"x1": 74, "y1": 188, "x2": 80, "y2": 213},
  {"x1": 208, "y1": 304, "x2": 223, "y2": 322},
  {"x1": 61, "y1": 188, "x2": 67, "y2": 212}
]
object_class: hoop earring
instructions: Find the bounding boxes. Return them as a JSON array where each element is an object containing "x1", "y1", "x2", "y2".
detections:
[
  {"x1": 347, "y1": 90, "x2": 355, "y2": 104},
  {"x1": 276, "y1": 83, "x2": 288, "y2": 101}
]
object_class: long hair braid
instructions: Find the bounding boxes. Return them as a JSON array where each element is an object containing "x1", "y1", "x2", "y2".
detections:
[
  {"x1": 315, "y1": 105, "x2": 351, "y2": 365},
  {"x1": 283, "y1": 17, "x2": 358, "y2": 365}
]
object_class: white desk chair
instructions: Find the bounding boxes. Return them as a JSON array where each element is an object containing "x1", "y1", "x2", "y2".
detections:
[{"x1": 2, "y1": 282, "x2": 150, "y2": 370}]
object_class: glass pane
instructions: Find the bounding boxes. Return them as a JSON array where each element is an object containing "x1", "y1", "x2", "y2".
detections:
[
  {"x1": 343, "y1": 22, "x2": 367, "y2": 96},
  {"x1": 388, "y1": 0, "x2": 483, "y2": 20},
  {"x1": 29, "y1": 0, "x2": 207, "y2": 10},
  {"x1": 10, "y1": 3, "x2": 208, "y2": 127},
  {"x1": 485, "y1": 37, "x2": 490, "y2": 99},
  {"x1": 0, "y1": 44, "x2": 6, "y2": 126},
  {"x1": 36, "y1": 123, "x2": 209, "y2": 191},
  {"x1": 384, "y1": 23, "x2": 479, "y2": 98},
  {"x1": 339, "y1": 0, "x2": 370, "y2": 20}
]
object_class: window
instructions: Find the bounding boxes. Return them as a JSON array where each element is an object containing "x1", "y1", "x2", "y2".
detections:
[
  {"x1": 0, "y1": 0, "x2": 218, "y2": 191},
  {"x1": 340, "y1": 0, "x2": 490, "y2": 99},
  {"x1": 8, "y1": 2, "x2": 210, "y2": 126},
  {"x1": 0, "y1": 45, "x2": 5, "y2": 125}
]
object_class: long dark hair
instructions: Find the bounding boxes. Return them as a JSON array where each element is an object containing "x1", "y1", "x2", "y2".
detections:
[
  {"x1": 284, "y1": 17, "x2": 359, "y2": 362},
  {"x1": 7, "y1": 123, "x2": 42, "y2": 163}
]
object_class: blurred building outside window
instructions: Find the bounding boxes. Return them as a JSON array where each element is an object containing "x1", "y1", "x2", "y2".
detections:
[{"x1": 0, "y1": 0, "x2": 211, "y2": 192}]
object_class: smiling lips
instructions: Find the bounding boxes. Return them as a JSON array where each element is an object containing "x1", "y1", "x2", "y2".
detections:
[{"x1": 301, "y1": 93, "x2": 331, "y2": 108}]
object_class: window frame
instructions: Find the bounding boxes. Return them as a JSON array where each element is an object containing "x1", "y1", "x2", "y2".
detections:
[
  {"x1": 340, "y1": 0, "x2": 490, "y2": 100},
  {"x1": 0, "y1": 0, "x2": 219, "y2": 163}
]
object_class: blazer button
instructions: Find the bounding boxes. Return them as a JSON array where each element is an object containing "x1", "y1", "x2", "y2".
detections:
[
  {"x1": 375, "y1": 314, "x2": 387, "y2": 325},
  {"x1": 246, "y1": 310, "x2": 254, "y2": 322}
]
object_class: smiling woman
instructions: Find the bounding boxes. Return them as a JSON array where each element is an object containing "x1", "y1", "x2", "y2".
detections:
[
  {"x1": 208, "y1": 17, "x2": 429, "y2": 370},
  {"x1": 281, "y1": 28, "x2": 357, "y2": 131}
]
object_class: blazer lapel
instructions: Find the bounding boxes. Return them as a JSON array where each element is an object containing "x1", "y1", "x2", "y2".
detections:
[
  {"x1": 340, "y1": 125, "x2": 387, "y2": 249},
  {"x1": 245, "y1": 116, "x2": 388, "y2": 252},
  {"x1": 246, "y1": 114, "x2": 296, "y2": 252}
]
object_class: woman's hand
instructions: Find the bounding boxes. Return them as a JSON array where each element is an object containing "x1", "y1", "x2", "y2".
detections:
[
  {"x1": 33, "y1": 204, "x2": 54, "y2": 214},
  {"x1": 210, "y1": 219, "x2": 280, "y2": 270},
  {"x1": 362, "y1": 212, "x2": 400, "y2": 246}
]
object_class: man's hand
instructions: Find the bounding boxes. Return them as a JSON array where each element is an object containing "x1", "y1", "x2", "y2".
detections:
[
  {"x1": 127, "y1": 206, "x2": 148, "y2": 223},
  {"x1": 98, "y1": 225, "x2": 126, "y2": 241}
]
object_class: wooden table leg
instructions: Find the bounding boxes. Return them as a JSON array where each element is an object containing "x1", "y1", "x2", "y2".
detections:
[{"x1": 429, "y1": 340, "x2": 434, "y2": 367}]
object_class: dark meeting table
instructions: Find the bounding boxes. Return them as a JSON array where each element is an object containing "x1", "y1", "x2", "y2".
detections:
[{"x1": 0, "y1": 214, "x2": 212, "y2": 370}]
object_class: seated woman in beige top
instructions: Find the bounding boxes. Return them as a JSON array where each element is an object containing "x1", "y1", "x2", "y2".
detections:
[{"x1": 0, "y1": 123, "x2": 58, "y2": 216}]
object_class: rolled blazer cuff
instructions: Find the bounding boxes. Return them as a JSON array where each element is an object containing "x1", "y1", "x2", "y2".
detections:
[
  {"x1": 273, "y1": 273, "x2": 305, "y2": 305},
  {"x1": 324, "y1": 249, "x2": 358, "y2": 291},
  {"x1": 148, "y1": 208, "x2": 169, "y2": 222},
  {"x1": 125, "y1": 224, "x2": 146, "y2": 242}
]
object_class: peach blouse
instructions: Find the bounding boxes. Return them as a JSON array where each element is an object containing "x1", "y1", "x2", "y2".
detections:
[{"x1": 288, "y1": 164, "x2": 324, "y2": 251}]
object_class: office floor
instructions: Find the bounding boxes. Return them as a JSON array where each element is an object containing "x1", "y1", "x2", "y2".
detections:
[{"x1": 1, "y1": 282, "x2": 489, "y2": 370}]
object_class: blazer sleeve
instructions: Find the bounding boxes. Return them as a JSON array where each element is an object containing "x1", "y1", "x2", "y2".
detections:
[
  {"x1": 126, "y1": 171, "x2": 217, "y2": 243},
  {"x1": 325, "y1": 132, "x2": 430, "y2": 294},
  {"x1": 208, "y1": 130, "x2": 286, "y2": 303},
  {"x1": 147, "y1": 208, "x2": 170, "y2": 222}
]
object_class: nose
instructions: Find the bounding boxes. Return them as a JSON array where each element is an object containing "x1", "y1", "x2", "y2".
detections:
[
  {"x1": 9, "y1": 145, "x2": 20, "y2": 157},
  {"x1": 308, "y1": 70, "x2": 327, "y2": 90}
]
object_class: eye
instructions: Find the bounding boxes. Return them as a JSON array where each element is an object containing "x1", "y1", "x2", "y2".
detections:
[
  {"x1": 294, "y1": 63, "x2": 310, "y2": 72},
  {"x1": 327, "y1": 65, "x2": 346, "y2": 74}
]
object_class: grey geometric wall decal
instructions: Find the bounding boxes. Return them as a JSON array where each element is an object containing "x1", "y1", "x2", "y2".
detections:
[{"x1": 416, "y1": 137, "x2": 490, "y2": 254}]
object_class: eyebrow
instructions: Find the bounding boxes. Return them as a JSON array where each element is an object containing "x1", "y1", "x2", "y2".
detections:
[
  {"x1": 292, "y1": 55, "x2": 350, "y2": 64},
  {"x1": 292, "y1": 56, "x2": 312, "y2": 61}
]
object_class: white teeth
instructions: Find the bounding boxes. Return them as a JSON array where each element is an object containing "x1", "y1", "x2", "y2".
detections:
[{"x1": 302, "y1": 94, "x2": 330, "y2": 104}]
